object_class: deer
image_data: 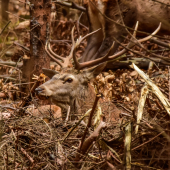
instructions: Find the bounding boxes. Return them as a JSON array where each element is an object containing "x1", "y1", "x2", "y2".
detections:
[{"x1": 35, "y1": 21, "x2": 161, "y2": 120}]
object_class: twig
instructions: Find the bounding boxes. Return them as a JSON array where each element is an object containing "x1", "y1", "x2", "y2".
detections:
[
  {"x1": 63, "y1": 109, "x2": 92, "y2": 142},
  {"x1": 20, "y1": 80, "x2": 40, "y2": 107},
  {"x1": 80, "y1": 94, "x2": 101, "y2": 150},
  {"x1": 42, "y1": 118, "x2": 53, "y2": 141},
  {"x1": 6, "y1": 11, "x2": 27, "y2": 21},
  {"x1": 107, "y1": 161, "x2": 117, "y2": 170},
  {"x1": 108, "y1": 151, "x2": 121, "y2": 163},
  {"x1": 0, "y1": 21, "x2": 11, "y2": 36},
  {"x1": 13, "y1": 42, "x2": 30, "y2": 52},
  {"x1": 74, "y1": 121, "x2": 106, "y2": 162},
  {"x1": 122, "y1": 35, "x2": 170, "y2": 63},
  {"x1": 101, "y1": 140, "x2": 122, "y2": 163},
  {"x1": 0, "y1": 105, "x2": 17, "y2": 111},
  {"x1": 20, "y1": 147, "x2": 34, "y2": 163},
  {"x1": 5, "y1": 145, "x2": 8, "y2": 169},
  {"x1": 150, "y1": 38, "x2": 170, "y2": 49},
  {"x1": 116, "y1": 103, "x2": 132, "y2": 113},
  {"x1": 151, "y1": 0, "x2": 170, "y2": 7},
  {"x1": 0, "y1": 61, "x2": 23, "y2": 67},
  {"x1": 0, "y1": 63, "x2": 22, "y2": 73},
  {"x1": 132, "y1": 131, "x2": 164, "y2": 151},
  {"x1": 113, "y1": 36, "x2": 170, "y2": 66},
  {"x1": 54, "y1": 0, "x2": 86, "y2": 12}
]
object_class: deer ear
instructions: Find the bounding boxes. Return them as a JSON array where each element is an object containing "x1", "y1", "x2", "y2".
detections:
[
  {"x1": 85, "y1": 62, "x2": 106, "y2": 80},
  {"x1": 42, "y1": 68, "x2": 59, "y2": 79}
]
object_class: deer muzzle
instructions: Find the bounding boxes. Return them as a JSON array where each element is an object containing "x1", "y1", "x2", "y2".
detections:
[
  {"x1": 35, "y1": 87, "x2": 44, "y2": 95},
  {"x1": 35, "y1": 86, "x2": 50, "y2": 99}
]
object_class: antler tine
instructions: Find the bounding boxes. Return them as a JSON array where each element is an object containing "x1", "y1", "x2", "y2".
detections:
[
  {"x1": 110, "y1": 22, "x2": 161, "y2": 58},
  {"x1": 48, "y1": 42, "x2": 65, "y2": 61},
  {"x1": 45, "y1": 41, "x2": 64, "y2": 68},
  {"x1": 72, "y1": 22, "x2": 161, "y2": 70},
  {"x1": 71, "y1": 21, "x2": 139, "y2": 70},
  {"x1": 74, "y1": 42, "x2": 115, "y2": 70},
  {"x1": 68, "y1": 26, "x2": 76, "y2": 60},
  {"x1": 139, "y1": 22, "x2": 161, "y2": 42},
  {"x1": 109, "y1": 22, "x2": 161, "y2": 59},
  {"x1": 45, "y1": 26, "x2": 101, "y2": 69},
  {"x1": 109, "y1": 21, "x2": 139, "y2": 60},
  {"x1": 70, "y1": 26, "x2": 101, "y2": 69},
  {"x1": 45, "y1": 40, "x2": 71, "y2": 68},
  {"x1": 46, "y1": 21, "x2": 161, "y2": 70},
  {"x1": 133, "y1": 21, "x2": 139, "y2": 38}
]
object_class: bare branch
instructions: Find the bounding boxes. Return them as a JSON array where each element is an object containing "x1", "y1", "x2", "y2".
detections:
[
  {"x1": 72, "y1": 22, "x2": 161, "y2": 70},
  {"x1": 150, "y1": 38, "x2": 170, "y2": 49},
  {"x1": 74, "y1": 121, "x2": 106, "y2": 162},
  {"x1": 0, "y1": 21, "x2": 11, "y2": 36},
  {"x1": 54, "y1": 0, "x2": 86, "y2": 12}
]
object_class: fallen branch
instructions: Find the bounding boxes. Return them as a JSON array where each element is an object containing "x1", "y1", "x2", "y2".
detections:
[
  {"x1": 74, "y1": 121, "x2": 106, "y2": 162},
  {"x1": 150, "y1": 38, "x2": 170, "y2": 49},
  {"x1": 79, "y1": 94, "x2": 101, "y2": 150},
  {"x1": 0, "y1": 61, "x2": 23, "y2": 67}
]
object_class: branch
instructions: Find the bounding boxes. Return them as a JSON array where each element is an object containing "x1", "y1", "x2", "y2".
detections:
[
  {"x1": 151, "y1": 0, "x2": 170, "y2": 7},
  {"x1": 54, "y1": 1, "x2": 86, "y2": 12},
  {"x1": 150, "y1": 38, "x2": 170, "y2": 49},
  {"x1": 13, "y1": 42, "x2": 30, "y2": 52},
  {"x1": 74, "y1": 121, "x2": 106, "y2": 162},
  {"x1": 79, "y1": 94, "x2": 101, "y2": 150},
  {"x1": 113, "y1": 36, "x2": 170, "y2": 66},
  {"x1": 0, "y1": 21, "x2": 11, "y2": 36}
]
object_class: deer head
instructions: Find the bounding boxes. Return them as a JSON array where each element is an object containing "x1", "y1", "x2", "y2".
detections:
[
  {"x1": 35, "y1": 63, "x2": 106, "y2": 118},
  {"x1": 35, "y1": 22, "x2": 160, "y2": 119}
]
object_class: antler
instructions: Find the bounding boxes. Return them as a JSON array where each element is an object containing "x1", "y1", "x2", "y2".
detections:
[
  {"x1": 71, "y1": 22, "x2": 161, "y2": 70},
  {"x1": 45, "y1": 22, "x2": 161, "y2": 70},
  {"x1": 45, "y1": 28, "x2": 100, "y2": 68}
]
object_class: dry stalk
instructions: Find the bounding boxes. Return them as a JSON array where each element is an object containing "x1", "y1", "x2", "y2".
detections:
[
  {"x1": 124, "y1": 122, "x2": 132, "y2": 170},
  {"x1": 135, "y1": 85, "x2": 149, "y2": 134},
  {"x1": 133, "y1": 63, "x2": 170, "y2": 115}
]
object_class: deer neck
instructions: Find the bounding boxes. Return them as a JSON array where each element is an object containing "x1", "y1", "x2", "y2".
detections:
[{"x1": 61, "y1": 83, "x2": 96, "y2": 120}]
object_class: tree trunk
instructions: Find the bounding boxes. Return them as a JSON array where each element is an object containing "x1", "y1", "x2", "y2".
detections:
[
  {"x1": 22, "y1": 0, "x2": 51, "y2": 92},
  {"x1": 1, "y1": 0, "x2": 9, "y2": 21}
]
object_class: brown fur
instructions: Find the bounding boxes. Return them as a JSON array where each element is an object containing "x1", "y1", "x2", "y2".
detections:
[
  {"x1": 36, "y1": 65, "x2": 101, "y2": 119},
  {"x1": 35, "y1": 66, "x2": 121, "y2": 121}
]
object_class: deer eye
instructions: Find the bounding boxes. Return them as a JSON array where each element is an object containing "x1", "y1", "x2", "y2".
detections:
[{"x1": 65, "y1": 78, "x2": 73, "y2": 83}]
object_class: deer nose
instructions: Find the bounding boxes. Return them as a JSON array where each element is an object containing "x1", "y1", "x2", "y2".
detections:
[{"x1": 35, "y1": 87, "x2": 44, "y2": 94}]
